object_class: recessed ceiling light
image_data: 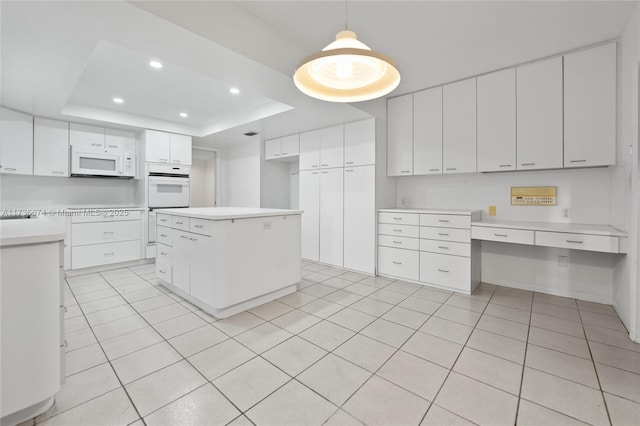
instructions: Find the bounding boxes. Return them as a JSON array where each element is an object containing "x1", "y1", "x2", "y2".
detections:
[
  {"x1": 179, "y1": 112, "x2": 188, "y2": 118},
  {"x1": 113, "y1": 97, "x2": 124, "y2": 104},
  {"x1": 149, "y1": 61, "x2": 163, "y2": 69},
  {"x1": 230, "y1": 87, "x2": 240, "y2": 95}
]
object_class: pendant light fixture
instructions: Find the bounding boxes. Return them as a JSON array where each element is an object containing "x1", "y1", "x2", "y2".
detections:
[{"x1": 293, "y1": 2, "x2": 400, "y2": 103}]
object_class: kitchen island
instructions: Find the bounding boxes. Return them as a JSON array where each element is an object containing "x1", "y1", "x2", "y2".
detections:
[{"x1": 154, "y1": 207, "x2": 302, "y2": 318}]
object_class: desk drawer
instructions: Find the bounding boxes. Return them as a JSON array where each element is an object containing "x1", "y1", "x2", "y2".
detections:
[
  {"x1": 190, "y1": 218, "x2": 212, "y2": 236},
  {"x1": 378, "y1": 235, "x2": 419, "y2": 251},
  {"x1": 155, "y1": 260, "x2": 172, "y2": 285},
  {"x1": 420, "y1": 214, "x2": 470, "y2": 229},
  {"x1": 171, "y1": 216, "x2": 189, "y2": 231},
  {"x1": 378, "y1": 246, "x2": 419, "y2": 281},
  {"x1": 379, "y1": 212, "x2": 419, "y2": 226},
  {"x1": 420, "y1": 239, "x2": 470, "y2": 257},
  {"x1": 420, "y1": 252, "x2": 470, "y2": 292},
  {"x1": 420, "y1": 227, "x2": 470, "y2": 243},
  {"x1": 157, "y1": 226, "x2": 172, "y2": 246},
  {"x1": 157, "y1": 214, "x2": 171, "y2": 227},
  {"x1": 535, "y1": 231, "x2": 619, "y2": 253},
  {"x1": 71, "y1": 210, "x2": 141, "y2": 223},
  {"x1": 71, "y1": 221, "x2": 140, "y2": 246},
  {"x1": 471, "y1": 226, "x2": 534, "y2": 245},
  {"x1": 378, "y1": 223, "x2": 420, "y2": 238},
  {"x1": 71, "y1": 240, "x2": 140, "y2": 269},
  {"x1": 156, "y1": 243, "x2": 172, "y2": 264}
]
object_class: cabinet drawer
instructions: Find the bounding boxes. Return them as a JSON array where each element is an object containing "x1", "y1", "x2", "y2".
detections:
[
  {"x1": 379, "y1": 212, "x2": 419, "y2": 226},
  {"x1": 171, "y1": 216, "x2": 189, "y2": 231},
  {"x1": 156, "y1": 243, "x2": 172, "y2": 264},
  {"x1": 378, "y1": 246, "x2": 419, "y2": 281},
  {"x1": 471, "y1": 226, "x2": 534, "y2": 245},
  {"x1": 378, "y1": 223, "x2": 420, "y2": 238},
  {"x1": 71, "y1": 240, "x2": 140, "y2": 269},
  {"x1": 378, "y1": 235, "x2": 420, "y2": 251},
  {"x1": 420, "y1": 227, "x2": 470, "y2": 243},
  {"x1": 420, "y1": 214, "x2": 470, "y2": 229},
  {"x1": 420, "y1": 239, "x2": 470, "y2": 257},
  {"x1": 157, "y1": 226, "x2": 172, "y2": 246},
  {"x1": 71, "y1": 221, "x2": 140, "y2": 246},
  {"x1": 190, "y1": 218, "x2": 212, "y2": 236},
  {"x1": 71, "y1": 210, "x2": 141, "y2": 223},
  {"x1": 155, "y1": 260, "x2": 172, "y2": 285},
  {"x1": 420, "y1": 252, "x2": 470, "y2": 292},
  {"x1": 535, "y1": 231, "x2": 619, "y2": 253},
  {"x1": 157, "y1": 214, "x2": 171, "y2": 227}
]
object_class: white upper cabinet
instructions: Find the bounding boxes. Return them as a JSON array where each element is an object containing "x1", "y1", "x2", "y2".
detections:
[
  {"x1": 0, "y1": 108, "x2": 33, "y2": 175},
  {"x1": 264, "y1": 138, "x2": 281, "y2": 160},
  {"x1": 105, "y1": 128, "x2": 135, "y2": 154},
  {"x1": 69, "y1": 123, "x2": 105, "y2": 151},
  {"x1": 443, "y1": 78, "x2": 477, "y2": 174},
  {"x1": 34, "y1": 118, "x2": 69, "y2": 177},
  {"x1": 319, "y1": 125, "x2": 344, "y2": 168},
  {"x1": 387, "y1": 94, "x2": 413, "y2": 176},
  {"x1": 170, "y1": 133, "x2": 192, "y2": 165},
  {"x1": 344, "y1": 118, "x2": 375, "y2": 167},
  {"x1": 280, "y1": 134, "x2": 300, "y2": 158},
  {"x1": 564, "y1": 43, "x2": 616, "y2": 168},
  {"x1": 516, "y1": 57, "x2": 563, "y2": 170},
  {"x1": 299, "y1": 129, "x2": 321, "y2": 170},
  {"x1": 477, "y1": 68, "x2": 516, "y2": 172},
  {"x1": 144, "y1": 130, "x2": 170, "y2": 163},
  {"x1": 413, "y1": 87, "x2": 442, "y2": 175}
]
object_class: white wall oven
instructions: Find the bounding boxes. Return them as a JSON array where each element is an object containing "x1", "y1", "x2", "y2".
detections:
[{"x1": 147, "y1": 164, "x2": 190, "y2": 245}]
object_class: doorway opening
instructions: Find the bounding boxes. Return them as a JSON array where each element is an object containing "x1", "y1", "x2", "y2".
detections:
[{"x1": 190, "y1": 149, "x2": 217, "y2": 207}]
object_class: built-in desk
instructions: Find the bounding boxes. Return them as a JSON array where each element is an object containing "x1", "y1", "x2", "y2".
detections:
[{"x1": 471, "y1": 220, "x2": 627, "y2": 254}]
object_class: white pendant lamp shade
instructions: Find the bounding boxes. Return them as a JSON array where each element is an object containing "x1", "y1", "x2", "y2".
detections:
[{"x1": 294, "y1": 30, "x2": 401, "y2": 102}]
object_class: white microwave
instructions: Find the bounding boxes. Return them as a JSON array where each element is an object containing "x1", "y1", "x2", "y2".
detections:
[{"x1": 71, "y1": 147, "x2": 135, "y2": 178}]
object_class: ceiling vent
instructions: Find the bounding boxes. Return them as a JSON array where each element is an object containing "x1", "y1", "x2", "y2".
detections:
[{"x1": 243, "y1": 131, "x2": 258, "y2": 137}]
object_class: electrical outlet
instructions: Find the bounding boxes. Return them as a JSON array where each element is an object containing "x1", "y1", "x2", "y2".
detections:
[
  {"x1": 488, "y1": 205, "x2": 496, "y2": 216},
  {"x1": 263, "y1": 221, "x2": 272, "y2": 230},
  {"x1": 402, "y1": 198, "x2": 412, "y2": 208},
  {"x1": 561, "y1": 208, "x2": 571, "y2": 219},
  {"x1": 558, "y1": 255, "x2": 569, "y2": 268}
]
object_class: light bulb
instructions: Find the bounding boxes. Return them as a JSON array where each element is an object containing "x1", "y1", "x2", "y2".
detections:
[{"x1": 336, "y1": 57, "x2": 353, "y2": 79}]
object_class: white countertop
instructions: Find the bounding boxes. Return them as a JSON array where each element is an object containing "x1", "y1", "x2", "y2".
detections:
[
  {"x1": 472, "y1": 219, "x2": 627, "y2": 237},
  {"x1": 0, "y1": 216, "x2": 66, "y2": 247},
  {"x1": 154, "y1": 207, "x2": 303, "y2": 220},
  {"x1": 379, "y1": 208, "x2": 482, "y2": 215}
]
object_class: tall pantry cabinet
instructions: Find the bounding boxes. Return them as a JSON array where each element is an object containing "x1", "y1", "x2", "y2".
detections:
[{"x1": 299, "y1": 118, "x2": 376, "y2": 274}]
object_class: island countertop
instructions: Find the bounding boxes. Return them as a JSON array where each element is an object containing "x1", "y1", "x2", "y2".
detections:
[{"x1": 154, "y1": 207, "x2": 303, "y2": 220}]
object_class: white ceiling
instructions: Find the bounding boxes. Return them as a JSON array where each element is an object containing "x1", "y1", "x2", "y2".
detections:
[{"x1": 1, "y1": 1, "x2": 637, "y2": 147}]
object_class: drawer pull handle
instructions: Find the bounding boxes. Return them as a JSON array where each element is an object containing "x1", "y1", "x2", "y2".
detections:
[
  {"x1": 393, "y1": 240, "x2": 403, "y2": 244},
  {"x1": 345, "y1": 169, "x2": 354, "y2": 173},
  {"x1": 570, "y1": 160, "x2": 586, "y2": 163},
  {"x1": 566, "y1": 240, "x2": 583, "y2": 244},
  {"x1": 52, "y1": 171, "x2": 65, "y2": 175},
  {"x1": 400, "y1": 170, "x2": 411, "y2": 174},
  {"x1": 180, "y1": 235, "x2": 188, "y2": 239},
  {"x1": 189, "y1": 238, "x2": 197, "y2": 241},
  {"x1": 160, "y1": 234, "x2": 168, "y2": 237},
  {"x1": 392, "y1": 217, "x2": 403, "y2": 220},
  {"x1": 160, "y1": 252, "x2": 167, "y2": 256},
  {"x1": 438, "y1": 269, "x2": 450, "y2": 273},
  {"x1": 4, "y1": 167, "x2": 16, "y2": 171},
  {"x1": 172, "y1": 160, "x2": 182, "y2": 164},
  {"x1": 346, "y1": 161, "x2": 354, "y2": 165},
  {"x1": 429, "y1": 168, "x2": 440, "y2": 172},
  {"x1": 521, "y1": 163, "x2": 535, "y2": 166},
  {"x1": 275, "y1": 153, "x2": 281, "y2": 157},
  {"x1": 194, "y1": 225, "x2": 204, "y2": 228},
  {"x1": 438, "y1": 233, "x2": 449, "y2": 236},
  {"x1": 393, "y1": 229, "x2": 402, "y2": 232},
  {"x1": 108, "y1": 145, "x2": 118, "y2": 149},
  {"x1": 321, "y1": 164, "x2": 328, "y2": 167},
  {"x1": 312, "y1": 165, "x2": 319, "y2": 168},
  {"x1": 499, "y1": 164, "x2": 512, "y2": 168},
  {"x1": 160, "y1": 219, "x2": 167, "y2": 222},
  {"x1": 392, "y1": 261, "x2": 403, "y2": 265},
  {"x1": 103, "y1": 252, "x2": 115, "y2": 256},
  {"x1": 282, "y1": 152, "x2": 288, "y2": 155},
  {"x1": 494, "y1": 233, "x2": 508, "y2": 237},
  {"x1": 91, "y1": 143, "x2": 102, "y2": 147},
  {"x1": 175, "y1": 221, "x2": 183, "y2": 224},
  {"x1": 446, "y1": 168, "x2": 457, "y2": 171},
  {"x1": 438, "y1": 246, "x2": 449, "y2": 250},
  {"x1": 159, "y1": 270, "x2": 166, "y2": 274},
  {"x1": 321, "y1": 171, "x2": 328, "y2": 174},
  {"x1": 438, "y1": 219, "x2": 449, "y2": 223},
  {"x1": 159, "y1": 158, "x2": 168, "y2": 162}
]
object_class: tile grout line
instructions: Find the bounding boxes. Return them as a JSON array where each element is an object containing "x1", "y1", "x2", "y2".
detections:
[{"x1": 513, "y1": 290, "x2": 535, "y2": 425}]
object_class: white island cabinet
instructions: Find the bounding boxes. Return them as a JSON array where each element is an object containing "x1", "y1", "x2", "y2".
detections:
[{"x1": 155, "y1": 207, "x2": 302, "y2": 318}]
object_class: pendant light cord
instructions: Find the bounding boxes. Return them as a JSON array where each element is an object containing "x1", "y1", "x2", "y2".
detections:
[{"x1": 344, "y1": 0, "x2": 348, "y2": 30}]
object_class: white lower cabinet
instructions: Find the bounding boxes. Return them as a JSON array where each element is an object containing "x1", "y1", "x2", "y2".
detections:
[
  {"x1": 171, "y1": 229, "x2": 213, "y2": 299},
  {"x1": 344, "y1": 165, "x2": 375, "y2": 274},
  {"x1": 71, "y1": 240, "x2": 140, "y2": 269},
  {"x1": 319, "y1": 168, "x2": 343, "y2": 267},
  {"x1": 420, "y1": 252, "x2": 471, "y2": 292},
  {"x1": 172, "y1": 230, "x2": 191, "y2": 294},
  {"x1": 377, "y1": 246, "x2": 419, "y2": 281},
  {"x1": 299, "y1": 170, "x2": 320, "y2": 262}
]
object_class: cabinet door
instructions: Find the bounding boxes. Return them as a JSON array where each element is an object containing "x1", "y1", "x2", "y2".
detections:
[
  {"x1": 299, "y1": 170, "x2": 320, "y2": 261},
  {"x1": 320, "y1": 125, "x2": 344, "y2": 168},
  {"x1": 105, "y1": 129, "x2": 135, "y2": 154},
  {"x1": 145, "y1": 129, "x2": 171, "y2": 163},
  {"x1": 413, "y1": 87, "x2": 442, "y2": 175},
  {"x1": 299, "y1": 129, "x2": 320, "y2": 170},
  {"x1": 265, "y1": 138, "x2": 282, "y2": 160},
  {"x1": 344, "y1": 165, "x2": 375, "y2": 274},
  {"x1": 69, "y1": 123, "x2": 104, "y2": 151},
  {"x1": 170, "y1": 134, "x2": 192, "y2": 165},
  {"x1": 0, "y1": 108, "x2": 33, "y2": 175},
  {"x1": 443, "y1": 78, "x2": 477, "y2": 174},
  {"x1": 189, "y1": 234, "x2": 214, "y2": 305},
  {"x1": 344, "y1": 119, "x2": 375, "y2": 167},
  {"x1": 281, "y1": 134, "x2": 299, "y2": 157},
  {"x1": 477, "y1": 68, "x2": 516, "y2": 172},
  {"x1": 34, "y1": 118, "x2": 68, "y2": 177},
  {"x1": 564, "y1": 43, "x2": 616, "y2": 167},
  {"x1": 319, "y1": 168, "x2": 344, "y2": 267},
  {"x1": 172, "y1": 230, "x2": 191, "y2": 294},
  {"x1": 387, "y1": 94, "x2": 413, "y2": 176},
  {"x1": 516, "y1": 57, "x2": 563, "y2": 170}
]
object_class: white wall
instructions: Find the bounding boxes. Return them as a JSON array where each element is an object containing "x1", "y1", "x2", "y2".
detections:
[
  {"x1": 612, "y1": 6, "x2": 640, "y2": 341},
  {"x1": 217, "y1": 139, "x2": 261, "y2": 207},
  {"x1": 0, "y1": 174, "x2": 137, "y2": 209}
]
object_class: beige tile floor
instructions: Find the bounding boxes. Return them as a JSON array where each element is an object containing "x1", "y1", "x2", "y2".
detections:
[{"x1": 21, "y1": 261, "x2": 640, "y2": 426}]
